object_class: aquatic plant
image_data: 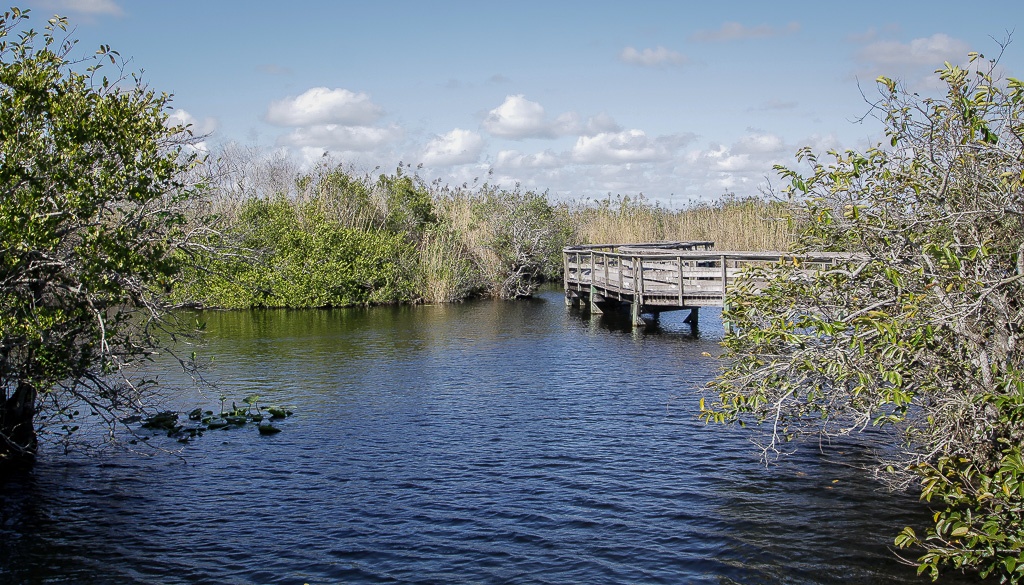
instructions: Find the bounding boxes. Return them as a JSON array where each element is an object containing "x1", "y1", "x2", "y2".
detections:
[{"x1": 138, "y1": 397, "x2": 294, "y2": 442}]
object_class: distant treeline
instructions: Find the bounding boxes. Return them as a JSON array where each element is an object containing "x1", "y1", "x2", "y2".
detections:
[{"x1": 175, "y1": 147, "x2": 794, "y2": 309}]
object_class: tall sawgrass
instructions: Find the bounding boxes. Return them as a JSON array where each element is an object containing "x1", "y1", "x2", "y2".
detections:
[
  {"x1": 415, "y1": 226, "x2": 480, "y2": 304},
  {"x1": 570, "y1": 194, "x2": 794, "y2": 251}
]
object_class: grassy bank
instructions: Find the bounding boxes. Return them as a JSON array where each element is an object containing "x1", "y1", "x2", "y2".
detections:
[{"x1": 176, "y1": 151, "x2": 793, "y2": 309}]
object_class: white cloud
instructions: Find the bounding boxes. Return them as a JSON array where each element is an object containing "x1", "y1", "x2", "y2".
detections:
[
  {"x1": 571, "y1": 130, "x2": 671, "y2": 164},
  {"x1": 619, "y1": 46, "x2": 689, "y2": 67},
  {"x1": 266, "y1": 87, "x2": 384, "y2": 127},
  {"x1": 681, "y1": 131, "x2": 791, "y2": 179},
  {"x1": 422, "y1": 129, "x2": 484, "y2": 166},
  {"x1": 484, "y1": 139, "x2": 782, "y2": 203},
  {"x1": 734, "y1": 132, "x2": 785, "y2": 154},
  {"x1": 654, "y1": 133, "x2": 699, "y2": 151},
  {"x1": 265, "y1": 87, "x2": 399, "y2": 154},
  {"x1": 166, "y1": 108, "x2": 219, "y2": 136},
  {"x1": 278, "y1": 124, "x2": 402, "y2": 151},
  {"x1": 482, "y1": 95, "x2": 579, "y2": 139},
  {"x1": 295, "y1": 146, "x2": 329, "y2": 167},
  {"x1": 858, "y1": 33, "x2": 970, "y2": 68},
  {"x1": 481, "y1": 130, "x2": 700, "y2": 198},
  {"x1": 707, "y1": 148, "x2": 754, "y2": 172},
  {"x1": 494, "y1": 149, "x2": 564, "y2": 169},
  {"x1": 583, "y1": 112, "x2": 622, "y2": 136},
  {"x1": 690, "y1": 21, "x2": 800, "y2": 42}
]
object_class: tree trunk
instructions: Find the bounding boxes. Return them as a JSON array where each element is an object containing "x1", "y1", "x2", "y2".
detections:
[{"x1": 1, "y1": 381, "x2": 38, "y2": 462}]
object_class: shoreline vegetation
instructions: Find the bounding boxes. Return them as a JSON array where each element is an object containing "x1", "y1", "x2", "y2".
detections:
[
  {"x1": 175, "y1": 147, "x2": 794, "y2": 310},
  {"x1": 4, "y1": 8, "x2": 1021, "y2": 580}
]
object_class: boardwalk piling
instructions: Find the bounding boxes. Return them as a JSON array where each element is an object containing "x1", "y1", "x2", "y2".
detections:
[
  {"x1": 589, "y1": 285, "x2": 604, "y2": 314},
  {"x1": 684, "y1": 307, "x2": 700, "y2": 326}
]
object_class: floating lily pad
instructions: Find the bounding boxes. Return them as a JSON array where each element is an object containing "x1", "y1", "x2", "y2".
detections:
[
  {"x1": 136, "y1": 398, "x2": 295, "y2": 442},
  {"x1": 142, "y1": 411, "x2": 180, "y2": 431}
]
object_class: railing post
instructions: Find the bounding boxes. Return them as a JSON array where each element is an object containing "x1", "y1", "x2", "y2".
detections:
[
  {"x1": 677, "y1": 255, "x2": 683, "y2": 306},
  {"x1": 636, "y1": 256, "x2": 644, "y2": 300},
  {"x1": 584, "y1": 251, "x2": 599, "y2": 314},
  {"x1": 589, "y1": 251, "x2": 595, "y2": 286},
  {"x1": 720, "y1": 254, "x2": 727, "y2": 298},
  {"x1": 563, "y1": 250, "x2": 571, "y2": 306},
  {"x1": 632, "y1": 256, "x2": 645, "y2": 327},
  {"x1": 618, "y1": 255, "x2": 624, "y2": 299},
  {"x1": 721, "y1": 254, "x2": 732, "y2": 335}
]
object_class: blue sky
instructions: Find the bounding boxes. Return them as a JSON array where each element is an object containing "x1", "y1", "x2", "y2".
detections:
[{"x1": 19, "y1": 0, "x2": 1023, "y2": 204}]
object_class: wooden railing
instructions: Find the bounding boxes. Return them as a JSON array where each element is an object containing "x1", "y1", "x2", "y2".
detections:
[{"x1": 563, "y1": 243, "x2": 851, "y2": 325}]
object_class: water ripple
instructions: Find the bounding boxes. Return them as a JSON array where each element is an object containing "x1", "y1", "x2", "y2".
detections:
[{"x1": 0, "y1": 291, "x2": 985, "y2": 584}]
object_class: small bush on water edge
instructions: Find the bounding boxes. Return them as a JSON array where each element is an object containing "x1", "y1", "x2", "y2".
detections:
[
  {"x1": 702, "y1": 50, "x2": 1024, "y2": 582},
  {"x1": 176, "y1": 195, "x2": 417, "y2": 308}
]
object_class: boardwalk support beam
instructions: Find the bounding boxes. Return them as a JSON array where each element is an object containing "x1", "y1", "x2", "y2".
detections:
[
  {"x1": 589, "y1": 285, "x2": 604, "y2": 314},
  {"x1": 631, "y1": 300, "x2": 644, "y2": 327},
  {"x1": 683, "y1": 307, "x2": 699, "y2": 327}
]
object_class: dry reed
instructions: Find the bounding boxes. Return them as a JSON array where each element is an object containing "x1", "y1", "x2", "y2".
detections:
[{"x1": 570, "y1": 195, "x2": 794, "y2": 252}]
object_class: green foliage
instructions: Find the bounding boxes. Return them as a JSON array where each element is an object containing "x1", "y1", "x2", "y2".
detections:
[
  {"x1": 896, "y1": 384, "x2": 1024, "y2": 583},
  {"x1": 0, "y1": 8, "x2": 204, "y2": 459},
  {"x1": 194, "y1": 149, "x2": 785, "y2": 308},
  {"x1": 182, "y1": 159, "x2": 581, "y2": 306},
  {"x1": 375, "y1": 167, "x2": 436, "y2": 232},
  {"x1": 703, "y1": 49, "x2": 1024, "y2": 581},
  {"x1": 178, "y1": 195, "x2": 416, "y2": 308}
]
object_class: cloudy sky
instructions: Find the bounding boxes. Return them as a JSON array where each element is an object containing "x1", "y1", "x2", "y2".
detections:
[{"x1": 19, "y1": 0, "x2": 1023, "y2": 204}]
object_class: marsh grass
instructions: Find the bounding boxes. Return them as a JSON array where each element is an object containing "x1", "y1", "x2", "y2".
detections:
[
  {"x1": 570, "y1": 195, "x2": 794, "y2": 251},
  {"x1": 415, "y1": 227, "x2": 481, "y2": 304},
  {"x1": 190, "y1": 150, "x2": 794, "y2": 307}
]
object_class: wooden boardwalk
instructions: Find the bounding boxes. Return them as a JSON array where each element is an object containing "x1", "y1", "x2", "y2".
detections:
[{"x1": 563, "y1": 242, "x2": 849, "y2": 327}]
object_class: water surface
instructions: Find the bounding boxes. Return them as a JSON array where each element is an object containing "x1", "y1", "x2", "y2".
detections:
[{"x1": 0, "y1": 290, "x2": 983, "y2": 584}]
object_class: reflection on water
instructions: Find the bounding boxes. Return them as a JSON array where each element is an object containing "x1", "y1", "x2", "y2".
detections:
[{"x1": 0, "y1": 290, "x2": 982, "y2": 584}]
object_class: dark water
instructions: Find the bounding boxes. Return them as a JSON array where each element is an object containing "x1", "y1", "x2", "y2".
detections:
[{"x1": 0, "y1": 290, "x2": 984, "y2": 584}]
